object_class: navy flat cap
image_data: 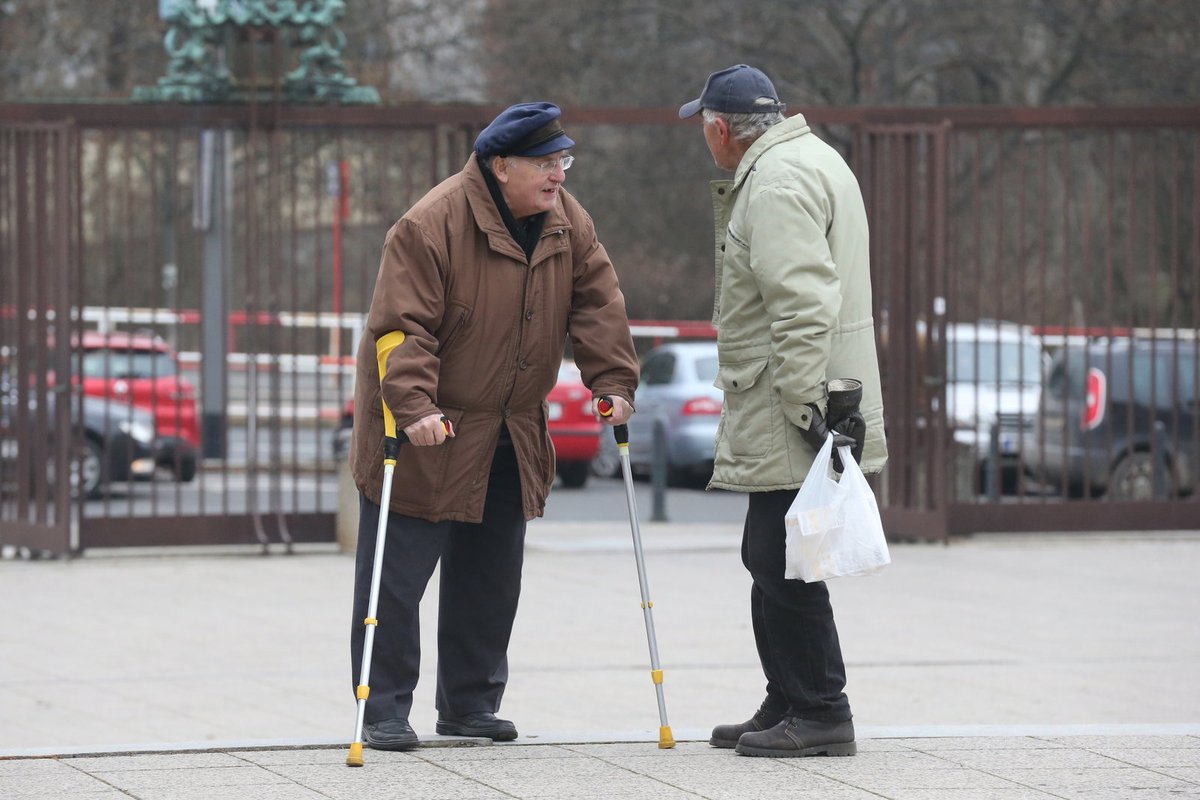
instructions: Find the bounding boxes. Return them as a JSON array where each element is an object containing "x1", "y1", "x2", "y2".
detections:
[
  {"x1": 474, "y1": 102, "x2": 575, "y2": 159},
  {"x1": 679, "y1": 64, "x2": 785, "y2": 119}
]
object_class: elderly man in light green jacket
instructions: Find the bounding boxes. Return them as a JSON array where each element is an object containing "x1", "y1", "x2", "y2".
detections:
[{"x1": 680, "y1": 64, "x2": 887, "y2": 759}]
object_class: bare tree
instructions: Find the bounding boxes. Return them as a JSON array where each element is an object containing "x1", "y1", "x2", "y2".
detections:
[{"x1": 4, "y1": 0, "x2": 1197, "y2": 323}]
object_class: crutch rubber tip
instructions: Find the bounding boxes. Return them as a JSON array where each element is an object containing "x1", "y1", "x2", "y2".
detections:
[
  {"x1": 658, "y1": 726, "x2": 676, "y2": 749},
  {"x1": 346, "y1": 742, "x2": 364, "y2": 767}
]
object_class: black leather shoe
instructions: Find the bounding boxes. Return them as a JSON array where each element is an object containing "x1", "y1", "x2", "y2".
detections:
[
  {"x1": 435, "y1": 711, "x2": 518, "y2": 741},
  {"x1": 363, "y1": 718, "x2": 419, "y2": 751},
  {"x1": 735, "y1": 717, "x2": 856, "y2": 758},
  {"x1": 709, "y1": 704, "x2": 785, "y2": 748}
]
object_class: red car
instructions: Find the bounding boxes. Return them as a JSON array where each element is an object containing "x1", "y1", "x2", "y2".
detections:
[
  {"x1": 334, "y1": 360, "x2": 602, "y2": 488},
  {"x1": 546, "y1": 360, "x2": 602, "y2": 488},
  {"x1": 78, "y1": 330, "x2": 200, "y2": 481}
]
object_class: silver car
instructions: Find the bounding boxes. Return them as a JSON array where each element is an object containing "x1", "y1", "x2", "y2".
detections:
[{"x1": 600, "y1": 341, "x2": 722, "y2": 485}]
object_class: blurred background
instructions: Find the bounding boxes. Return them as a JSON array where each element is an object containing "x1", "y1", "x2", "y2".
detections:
[{"x1": 2, "y1": 1, "x2": 1198, "y2": 556}]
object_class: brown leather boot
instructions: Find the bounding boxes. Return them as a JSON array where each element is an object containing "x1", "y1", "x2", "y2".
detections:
[
  {"x1": 709, "y1": 704, "x2": 785, "y2": 749},
  {"x1": 735, "y1": 716, "x2": 856, "y2": 758}
]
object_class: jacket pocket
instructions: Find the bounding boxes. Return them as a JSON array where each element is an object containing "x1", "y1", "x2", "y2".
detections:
[
  {"x1": 715, "y1": 357, "x2": 773, "y2": 458},
  {"x1": 434, "y1": 299, "x2": 472, "y2": 357}
]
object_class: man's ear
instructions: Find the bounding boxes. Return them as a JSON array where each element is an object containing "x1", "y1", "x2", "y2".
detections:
[
  {"x1": 491, "y1": 156, "x2": 510, "y2": 184},
  {"x1": 713, "y1": 116, "x2": 732, "y2": 146}
]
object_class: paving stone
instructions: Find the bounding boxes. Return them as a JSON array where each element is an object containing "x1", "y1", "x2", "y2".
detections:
[
  {"x1": 931, "y1": 747, "x2": 1131, "y2": 770},
  {"x1": 994, "y1": 765, "x2": 1194, "y2": 791},
  {"x1": 1090, "y1": 747, "x2": 1200, "y2": 768},
  {"x1": 899, "y1": 736, "x2": 1072, "y2": 751},
  {"x1": 96, "y1": 764, "x2": 293, "y2": 791},
  {"x1": 879, "y1": 791, "x2": 1066, "y2": 800},
  {"x1": 128, "y1": 786, "x2": 331, "y2": 800},
  {"x1": 65, "y1": 752, "x2": 246, "y2": 771},
  {"x1": 0, "y1": 770, "x2": 114, "y2": 798},
  {"x1": 2, "y1": 535, "x2": 1200, "y2": 798},
  {"x1": 413, "y1": 743, "x2": 577, "y2": 762},
  {"x1": 1052, "y1": 787, "x2": 1200, "y2": 800},
  {"x1": 809, "y1": 765, "x2": 1022, "y2": 791}
]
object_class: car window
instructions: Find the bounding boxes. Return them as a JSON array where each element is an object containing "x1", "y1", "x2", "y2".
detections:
[
  {"x1": 1046, "y1": 348, "x2": 1087, "y2": 398},
  {"x1": 1174, "y1": 354, "x2": 1198, "y2": 404},
  {"x1": 641, "y1": 352, "x2": 676, "y2": 386},
  {"x1": 1129, "y1": 348, "x2": 1197, "y2": 407},
  {"x1": 695, "y1": 355, "x2": 718, "y2": 384},
  {"x1": 949, "y1": 340, "x2": 1042, "y2": 386},
  {"x1": 82, "y1": 349, "x2": 177, "y2": 379}
]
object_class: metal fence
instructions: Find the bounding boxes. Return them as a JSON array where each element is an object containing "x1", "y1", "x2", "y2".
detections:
[
  {"x1": 856, "y1": 112, "x2": 1200, "y2": 539},
  {"x1": 3, "y1": 105, "x2": 481, "y2": 553},
  {"x1": 2, "y1": 103, "x2": 1198, "y2": 554},
  {"x1": 0, "y1": 122, "x2": 81, "y2": 555}
]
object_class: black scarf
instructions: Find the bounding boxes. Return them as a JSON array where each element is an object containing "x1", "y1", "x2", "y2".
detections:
[{"x1": 479, "y1": 154, "x2": 548, "y2": 263}]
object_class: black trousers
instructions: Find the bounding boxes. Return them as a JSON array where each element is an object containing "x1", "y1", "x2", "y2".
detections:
[
  {"x1": 350, "y1": 444, "x2": 526, "y2": 723},
  {"x1": 742, "y1": 488, "x2": 852, "y2": 722}
]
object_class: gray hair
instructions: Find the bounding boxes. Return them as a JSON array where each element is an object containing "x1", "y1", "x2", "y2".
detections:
[
  {"x1": 477, "y1": 152, "x2": 500, "y2": 175},
  {"x1": 702, "y1": 97, "x2": 786, "y2": 142},
  {"x1": 476, "y1": 153, "x2": 528, "y2": 176}
]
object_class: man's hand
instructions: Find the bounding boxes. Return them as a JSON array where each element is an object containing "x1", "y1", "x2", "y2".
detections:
[
  {"x1": 825, "y1": 378, "x2": 865, "y2": 469},
  {"x1": 403, "y1": 412, "x2": 454, "y2": 446},
  {"x1": 594, "y1": 395, "x2": 633, "y2": 425},
  {"x1": 798, "y1": 403, "x2": 856, "y2": 473},
  {"x1": 829, "y1": 410, "x2": 866, "y2": 468}
]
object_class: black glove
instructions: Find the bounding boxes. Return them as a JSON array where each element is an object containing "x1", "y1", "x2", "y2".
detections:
[
  {"x1": 826, "y1": 378, "x2": 866, "y2": 469},
  {"x1": 798, "y1": 402, "x2": 857, "y2": 473}
]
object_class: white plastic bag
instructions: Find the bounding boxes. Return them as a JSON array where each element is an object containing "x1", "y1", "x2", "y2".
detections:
[{"x1": 784, "y1": 434, "x2": 890, "y2": 581}]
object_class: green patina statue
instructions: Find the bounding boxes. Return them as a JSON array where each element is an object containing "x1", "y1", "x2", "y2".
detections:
[{"x1": 134, "y1": 0, "x2": 380, "y2": 104}]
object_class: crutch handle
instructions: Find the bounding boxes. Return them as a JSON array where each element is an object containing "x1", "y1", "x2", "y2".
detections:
[
  {"x1": 390, "y1": 417, "x2": 453, "y2": 447},
  {"x1": 597, "y1": 395, "x2": 629, "y2": 445}
]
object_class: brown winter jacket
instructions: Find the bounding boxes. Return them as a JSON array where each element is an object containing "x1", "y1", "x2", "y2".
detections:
[{"x1": 350, "y1": 154, "x2": 638, "y2": 523}]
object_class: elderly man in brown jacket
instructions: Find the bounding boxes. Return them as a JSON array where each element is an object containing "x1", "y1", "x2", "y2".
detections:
[{"x1": 349, "y1": 102, "x2": 639, "y2": 750}]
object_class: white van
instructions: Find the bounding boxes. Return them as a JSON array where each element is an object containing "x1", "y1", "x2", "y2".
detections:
[{"x1": 942, "y1": 321, "x2": 1047, "y2": 494}]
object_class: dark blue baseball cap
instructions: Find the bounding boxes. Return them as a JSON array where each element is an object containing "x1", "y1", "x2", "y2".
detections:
[
  {"x1": 678, "y1": 64, "x2": 785, "y2": 119},
  {"x1": 474, "y1": 102, "x2": 576, "y2": 159}
]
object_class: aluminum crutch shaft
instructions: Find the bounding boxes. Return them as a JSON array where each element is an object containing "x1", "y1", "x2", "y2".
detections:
[{"x1": 599, "y1": 397, "x2": 675, "y2": 749}]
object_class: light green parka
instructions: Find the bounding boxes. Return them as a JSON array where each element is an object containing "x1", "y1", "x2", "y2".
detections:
[{"x1": 708, "y1": 112, "x2": 887, "y2": 492}]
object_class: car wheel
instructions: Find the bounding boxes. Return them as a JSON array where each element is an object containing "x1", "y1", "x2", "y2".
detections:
[
  {"x1": 591, "y1": 445, "x2": 620, "y2": 478},
  {"x1": 47, "y1": 437, "x2": 105, "y2": 499},
  {"x1": 558, "y1": 460, "x2": 590, "y2": 489},
  {"x1": 174, "y1": 456, "x2": 197, "y2": 483},
  {"x1": 666, "y1": 462, "x2": 690, "y2": 488},
  {"x1": 1107, "y1": 451, "x2": 1168, "y2": 501},
  {"x1": 76, "y1": 437, "x2": 106, "y2": 499}
]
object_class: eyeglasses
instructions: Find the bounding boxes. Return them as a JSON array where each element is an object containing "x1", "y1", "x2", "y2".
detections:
[{"x1": 511, "y1": 154, "x2": 575, "y2": 173}]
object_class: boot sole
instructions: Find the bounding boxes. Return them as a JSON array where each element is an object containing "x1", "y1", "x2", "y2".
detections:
[
  {"x1": 435, "y1": 723, "x2": 518, "y2": 741},
  {"x1": 735, "y1": 740, "x2": 857, "y2": 758},
  {"x1": 708, "y1": 737, "x2": 738, "y2": 749},
  {"x1": 363, "y1": 736, "x2": 420, "y2": 751}
]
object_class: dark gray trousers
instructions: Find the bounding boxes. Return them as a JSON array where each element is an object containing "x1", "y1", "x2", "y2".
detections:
[
  {"x1": 350, "y1": 444, "x2": 526, "y2": 723},
  {"x1": 742, "y1": 488, "x2": 852, "y2": 722}
]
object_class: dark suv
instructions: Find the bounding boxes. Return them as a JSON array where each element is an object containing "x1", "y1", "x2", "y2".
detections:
[{"x1": 1027, "y1": 338, "x2": 1197, "y2": 500}]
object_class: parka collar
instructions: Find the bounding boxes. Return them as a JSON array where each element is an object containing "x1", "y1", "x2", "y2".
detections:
[
  {"x1": 462, "y1": 154, "x2": 571, "y2": 263},
  {"x1": 731, "y1": 112, "x2": 812, "y2": 191}
]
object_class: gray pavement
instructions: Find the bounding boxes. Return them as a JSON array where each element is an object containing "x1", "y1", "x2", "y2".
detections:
[{"x1": 2, "y1": 523, "x2": 1199, "y2": 798}]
